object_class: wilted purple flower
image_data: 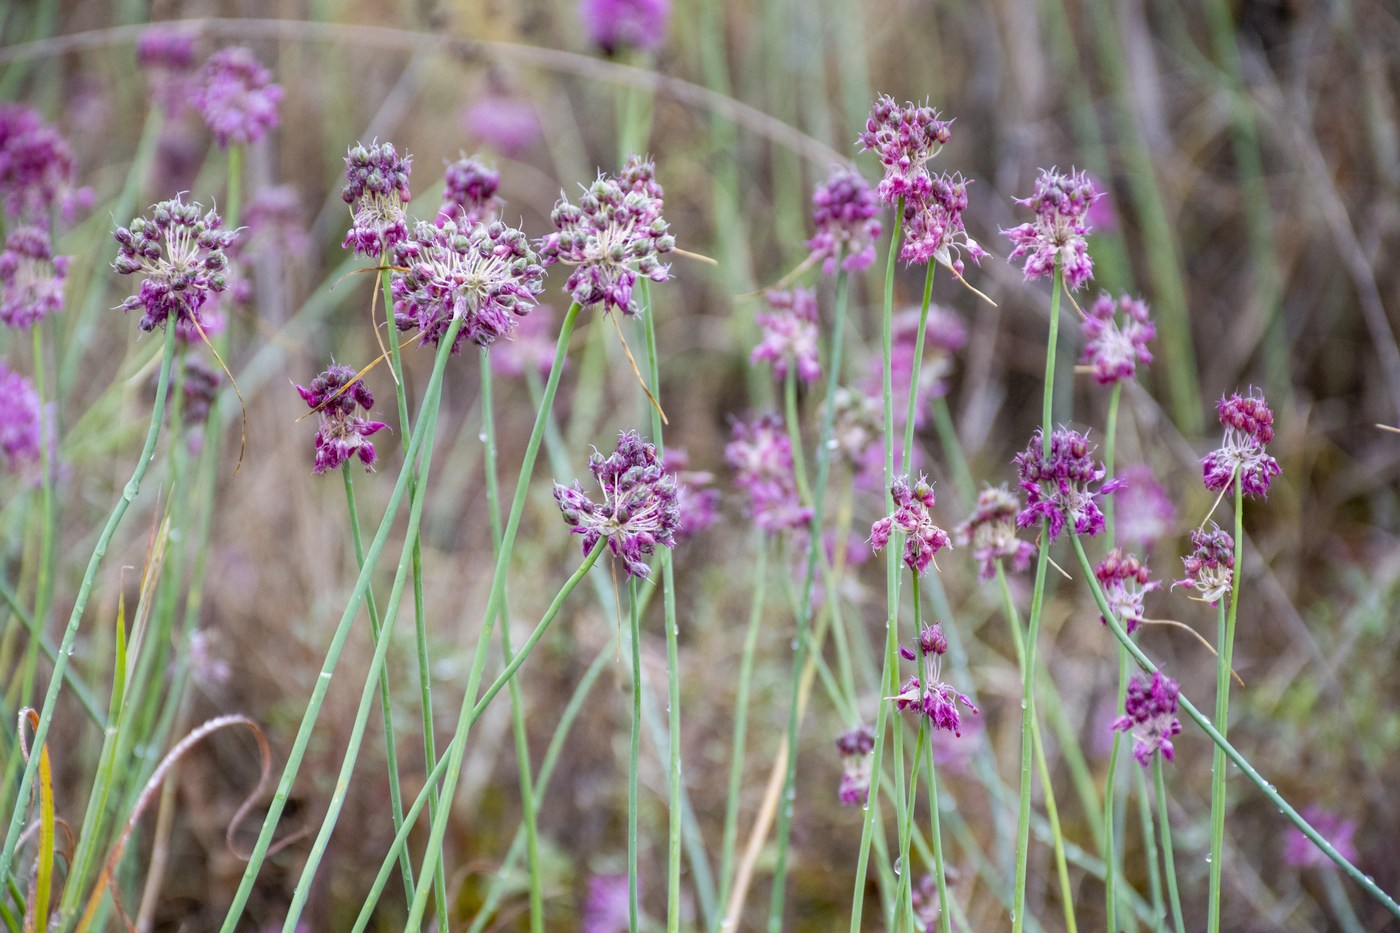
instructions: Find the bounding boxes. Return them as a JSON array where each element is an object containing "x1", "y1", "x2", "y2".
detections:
[
  {"x1": 1081, "y1": 292, "x2": 1154, "y2": 384},
  {"x1": 554, "y1": 431, "x2": 679, "y2": 579},
  {"x1": 1174, "y1": 524, "x2": 1234, "y2": 606},
  {"x1": 342, "y1": 141, "x2": 412, "y2": 257},
  {"x1": 892, "y1": 623, "x2": 978, "y2": 735},
  {"x1": 663, "y1": 448, "x2": 718, "y2": 539},
  {"x1": 295, "y1": 364, "x2": 388, "y2": 475},
  {"x1": 1094, "y1": 549, "x2": 1158, "y2": 635},
  {"x1": 191, "y1": 47, "x2": 282, "y2": 148},
  {"x1": 752, "y1": 287, "x2": 821, "y2": 384},
  {"x1": 582, "y1": 872, "x2": 630, "y2": 933},
  {"x1": 1015, "y1": 427, "x2": 1120, "y2": 541},
  {"x1": 537, "y1": 155, "x2": 673, "y2": 316},
  {"x1": 0, "y1": 104, "x2": 91, "y2": 224},
  {"x1": 835, "y1": 724, "x2": 876, "y2": 806},
  {"x1": 1202, "y1": 391, "x2": 1280, "y2": 498},
  {"x1": 1283, "y1": 807, "x2": 1359, "y2": 869},
  {"x1": 954, "y1": 484, "x2": 1035, "y2": 580},
  {"x1": 899, "y1": 172, "x2": 987, "y2": 275},
  {"x1": 437, "y1": 156, "x2": 502, "y2": 227},
  {"x1": 725, "y1": 414, "x2": 812, "y2": 535},
  {"x1": 1113, "y1": 464, "x2": 1176, "y2": 553},
  {"x1": 1111, "y1": 671, "x2": 1182, "y2": 767},
  {"x1": 137, "y1": 26, "x2": 197, "y2": 113},
  {"x1": 856, "y1": 96, "x2": 952, "y2": 206},
  {"x1": 112, "y1": 195, "x2": 238, "y2": 334},
  {"x1": 580, "y1": 0, "x2": 670, "y2": 55},
  {"x1": 1003, "y1": 167, "x2": 1100, "y2": 290},
  {"x1": 808, "y1": 166, "x2": 882, "y2": 276},
  {"x1": 241, "y1": 185, "x2": 311, "y2": 261},
  {"x1": 391, "y1": 219, "x2": 543, "y2": 353},
  {"x1": 870, "y1": 475, "x2": 952, "y2": 576},
  {"x1": 462, "y1": 94, "x2": 540, "y2": 156},
  {"x1": 0, "y1": 226, "x2": 67, "y2": 328},
  {"x1": 0, "y1": 362, "x2": 41, "y2": 476}
]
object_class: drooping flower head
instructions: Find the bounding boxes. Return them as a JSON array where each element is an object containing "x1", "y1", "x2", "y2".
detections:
[
  {"x1": 0, "y1": 226, "x2": 68, "y2": 328},
  {"x1": 899, "y1": 171, "x2": 987, "y2": 275},
  {"x1": 1014, "y1": 427, "x2": 1120, "y2": 541},
  {"x1": 808, "y1": 166, "x2": 882, "y2": 276},
  {"x1": 1174, "y1": 524, "x2": 1235, "y2": 606},
  {"x1": 954, "y1": 484, "x2": 1035, "y2": 580},
  {"x1": 835, "y1": 724, "x2": 876, "y2": 807},
  {"x1": 437, "y1": 156, "x2": 502, "y2": 227},
  {"x1": 856, "y1": 96, "x2": 953, "y2": 206},
  {"x1": 1003, "y1": 167, "x2": 1101, "y2": 290},
  {"x1": 1111, "y1": 671, "x2": 1182, "y2": 767},
  {"x1": 1094, "y1": 549, "x2": 1159, "y2": 635},
  {"x1": 554, "y1": 430, "x2": 680, "y2": 579},
  {"x1": 1113, "y1": 464, "x2": 1177, "y2": 554},
  {"x1": 391, "y1": 218, "x2": 544, "y2": 353},
  {"x1": 295, "y1": 364, "x2": 389, "y2": 475},
  {"x1": 462, "y1": 93, "x2": 540, "y2": 156},
  {"x1": 752, "y1": 287, "x2": 821, "y2": 384},
  {"x1": 1282, "y1": 807, "x2": 1359, "y2": 869},
  {"x1": 191, "y1": 46, "x2": 282, "y2": 148},
  {"x1": 136, "y1": 26, "x2": 198, "y2": 113},
  {"x1": 112, "y1": 195, "x2": 237, "y2": 333},
  {"x1": 341, "y1": 141, "x2": 412, "y2": 257},
  {"x1": 663, "y1": 448, "x2": 718, "y2": 539},
  {"x1": 892, "y1": 623, "x2": 978, "y2": 736},
  {"x1": 725, "y1": 414, "x2": 812, "y2": 535},
  {"x1": 579, "y1": 0, "x2": 670, "y2": 55},
  {"x1": 1081, "y1": 292, "x2": 1155, "y2": 384},
  {"x1": 870, "y1": 475, "x2": 952, "y2": 576},
  {"x1": 537, "y1": 155, "x2": 673, "y2": 316},
  {"x1": 1202, "y1": 391, "x2": 1281, "y2": 498},
  {"x1": 0, "y1": 362, "x2": 41, "y2": 477},
  {"x1": 0, "y1": 104, "x2": 91, "y2": 224}
]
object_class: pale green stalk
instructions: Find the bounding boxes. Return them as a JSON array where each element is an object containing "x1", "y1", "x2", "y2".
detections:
[
  {"x1": 1135, "y1": 764, "x2": 1165, "y2": 926},
  {"x1": 1207, "y1": 474, "x2": 1245, "y2": 933},
  {"x1": 0, "y1": 582, "x2": 102, "y2": 726},
  {"x1": 901, "y1": 262, "x2": 936, "y2": 475},
  {"x1": 628, "y1": 578, "x2": 643, "y2": 932},
  {"x1": 1154, "y1": 758, "x2": 1185, "y2": 933},
  {"x1": 1104, "y1": 647, "x2": 1129, "y2": 931},
  {"x1": 913, "y1": 575, "x2": 953, "y2": 933}
]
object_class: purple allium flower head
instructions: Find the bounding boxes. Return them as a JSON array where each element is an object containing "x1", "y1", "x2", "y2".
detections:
[
  {"x1": 856, "y1": 96, "x2": 953, "y2": 206},
  {"x1": 835, "y1": 724, "x2": 876, "y2": 807},
  {"x1": 1174, "y1": 524, "x2": 1235, "y2": 606},
  {"x1": 582, "y1": 872, "x2": 630, "y2": 933},
  {"x1": 0, "y1": 226, "x2": 67, "y2": 328},
  {"x1": 241, "y1": 184, "x2": 311, "y2": 261},
  {"x1": 1003, "y1": 167, "x2": 1101, "y2": 290},
  {"x1": 342, "y1": 141, "x2": 412, "y2": 257},
  {"x1": 891, "y1": 622, "x2": 978, "y2": 735},
  {"x1": 437, "y1": 156, "x2": 502, "y2": 227},
  {"x1": 391, "y1": 218, "x2": 544, "y2": 353},
  {"x1": 191, "y1": 47, "x2": 282, "y2": 148},
  {"x1": 1202, "y1": 391, "x2": 1281, "y2": 498},
  {"x1": 663, "y1": 448, "x2": 718, "y2": 539},
  {"x1": 137, "y1": 26, "x2": 197, "y2": 113},
  {"x1": 1283, "y1": 807, "x2": 1359, "y2": 869},
  {"x1": 295, "y1": 364, "x2": 388, "y2": 475},
  {"x1": 537, "y1": 155, "x2": 674, "y2": 316},
  {"x1": 554, "y1": 431, "x2": 680, "y2": 579},
  {"x1": 1014, "y1": 428, "x2": 1121, "y2": 541},
  {"x1": 579, "y1": 0, "x2": 670, "y2": 55},
  {"x1": 752, "y1": 287, "x2": 821, "y2": 384},
  {"x1": 725, "y1": 414, "x2": 813, "y2": 535},
  {"x1": 808, "y1": 166, "x2": 882, "y2": 276},
  {"x1": 112, "y1": 195, "x2": 237, "y2": 334},
  {"x1": 1094, "y1": 548, "x2": 1158, "y2": 635},
  {"x1": 0, "y1": 104, "x2": 91, "y2": 224},
  {"x1": 1113, "y1": 464, "x2": 1177, "y2": 554},
  {"x1": 1111, "y1": 671, "x2": 1182, "y2": 767},
  {"x1": 181, "y1": 357, "x2": 220, "y2": 427},
  {"x1": 462, "y1": 94, "x2": 541, "y2": 156},
  {"x1": 1081, "y1": 292, "x2": 1155, "y2": 384},
  {"x1": 954, "y1": 484, "x2": 1035, "y2": 580},
  {"x1": 0, "y1": 362, "x2": 41, "y2": 476},
  {"x1": 870, "y1": 475, "x2": 952, "y2": 576},
  {"x1": 899, "y1": 172, "x2": 987, "y2": 276}
]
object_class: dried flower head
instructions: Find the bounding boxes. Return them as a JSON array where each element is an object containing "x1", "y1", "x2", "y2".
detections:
[
  {"x1": 112, "y1": 195, "x2": 238, "y2": 334},
  {"x1": 1175, "y1": 524, "x2": 1235, "y2": 606},
  {"x1": 892, "y1": 623, "x2": 978, "y2": 735},
  {"x1": 870, "y1": 475, "x2": 952, "y2": 576},
  {"x1": 899, "y1": 171, "x2": 987, "y2": 275},
  {"x1": 1113, "y1": 465, "x2": 1177, "y2": 554},
  {"x1": 752, "y1": 287, "x2": 821, "y2": 384},
  {"x1": 835, "y1": 724, "x2": 876, "y2": 807},
  {"x1": 0, "y1": 362, "x2": 41, "y2": 477},
  {"x1": 1202, "y1": 391, "x2": 1281, "y2": 498},
  {"x1": 1003, "y1": 167, "x2": 1101, "y2": 290},
  {"x1": 0, "y1": 104, "x2": 90, "y2": 224},
  {"x1": 1282, "y1": 807, "x2": 1359, "y2": 870},
  {"x1": 0, "y1": 226, "x2": 67, "y2": 328},
  {"x1": 1111, "y1": 671, "x2": 1182, "y2": 767},
  {"x1": 580, "y1": 0, "x2": 670, "y2": 55},
  {"x1": 1081, "y1": 292, "x2": 1155, "y2": 384},
  {"x1": 808, "y1": 166, "x2": 882, "y2": 276},
  {"x1": 1094, "y1": 549, "x2": 1158, "y2": 635},
  {"x1": 341, "y1": 141, "x2": 412, "y2": 257},
  {"x1": 954, "y1": 484, "x2": 1035, "y2": 580},
  {"x1": 437, "y1": 156, "x2": 502, "y2": 227},
  {"x1": 856, "y1": 96, "x2": 953, "y2": 206},
  {"x1": 295, "y1": 364, "x2": 388, "y2": 475},
  {"x1": 192, "y1": 47, "x2": 282, "y2": 148},
  {"x1": 725, "y1": 414, "x2": 812, "y2": 535},
  {"x1": 1014, "y1": 427, "x2": 1120, "y2": 541}
]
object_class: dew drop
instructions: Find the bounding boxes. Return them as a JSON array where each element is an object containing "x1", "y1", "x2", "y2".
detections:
[
  {"x1": 478, "y1": 432, "x2": 488, "y2": 443},
  {"x1": 893, "y1": 856, "x2": 903, "y2": 876},
  {"x1": 1204, "y1": 854, "x2": 1212, "y2": 863}
]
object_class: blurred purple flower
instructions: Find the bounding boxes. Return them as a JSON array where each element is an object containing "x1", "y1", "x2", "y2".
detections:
[
  {"x1": 1003, "y1": 167, "x2": 1100, "y2": 290},
  {"x1": 663, "y1": 448, "x2": 718, "y2": 539},
  {"x1": 0, "y1": 104, "x2": 91, "y2": 224},
  {"x1": 0, "y1": 226, "x2": 67, "y2": 328},
  {"x1": 491, "y1": 303, "x2": 560, "y2": 379},
  {"x1": 112, "y1": 195, "x2": 237, "y2": 334},
  {"x1": 1113, "y1": 464, "x2": 1176, "y2": 554},
  {"x1": 954, "y1": 484, "x2": 1034, "y2": 580},
  {"x1": 1111, "y1": 671, "x2": 1181, "y2": 767},
  {"x1": 580, "y1": 0, "x2": 670, "y2": 55},
  {"x1": 192, "y1": 46, "x2": 282, "y2": 148},
  {"x1": 835, "y1": 724, "x2": 876, "y2": 806},
  {"x1": 462, "y1": 94, "x2": 540, "y2": 156},
  {"x1": 1283, "y1": 807, "x2": 1359, "y2": 869},
  {"x1": 241, "y1": 185, "x2": 311, "y2": 261},
  {"x1": 808, "y1": 166, "x2": 881, "y2": 276},
  {"x1": 725, "y1": 414, "x2": 812, "y2": 535},
  {"x1": 342, "y1": 141, "x2": 412, "y2": 257},
  {"x1": 582, "y1": 872, "x2": 630, "y2": 933},
  {"x1": 1081, "y1": 292, "x2": 1154, "y2": 384},
  {"x1": 295, "y1": 364, "x2": 388, "y2": 475},
  {"x1": 437, "y1": 156, "x2": 502, "y2": 227},
  {"x1": 137, "y1": 26, "x2": 198, "y2": 113},
  {"x1": 752, "y1": 287, "x2": 821, "y2": 384},
  {"x1": 0, "y1": 362, "x2": 41, "y2": 477}
]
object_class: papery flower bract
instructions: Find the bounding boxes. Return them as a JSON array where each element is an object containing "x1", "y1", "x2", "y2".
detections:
[
  {"x1": 391, "y1": 219, "x2": 543, "y2": 353},
  {"x1": 462, "y1": 94, "x2": 540, "y2": 156},
  {"x1": 891, "y1": 622, "x2": 977, "y2": 736},
  {"x1": 663, "y1": 448, "x2": 718, "y2": 539},
  {"x1": 537, "y1": 155, "x2": 673, "y2": 316},
  {"x1": 0, "y1": 362, "x2": 41, "y2": 477},
  {"x1": 580, "y1": 0, "x2": 670, "y2": 55},
  {"x1": 1003, "y1": 167, "x2": 1100, "y2": 290},
  {"x1": 1283, "y1": 807, "x2": 1359, "y2": 869},
  {"x1": 1015, "y1": 427, "x2": 1120, "y2": 541},
  {"x1": 554, "y1": 431, "x2": 679, "y2": 579},
  {"x1": 1202, "y1": 391, "x2": 1281, "y2": 498},
  {"x1": 1094, "y1": 548, "x2": 1158, "y2": 635},
  {"x1": 295, "y1": 364, "x2": 388, "y2": 475},
  {"x1": 808, "y1": 166, "x2": 882, "y2": 276},
  {"x1": 0, "y1": 226, "x2": 67, "y2": 328},
  {"x1": 1111, "y1": 671, "x2": 1182, "y2": 767},
  {"x1": 954, "y1": 484, "x2": 1035, "y2": 580},
  {"x1": 835, "y1": 724, "x2": 876, "y2": 807},
  {"x1": 1081, "y1": 292, "x2": 1155, "y2": 384},
  {"x1": 752, "y1": 287, "x2": 821, "y2": 384},
  {"x1": 1174, "y1": 524, "x2": 1235, "y2": 606},
  {"x1": 869, "y1": 475, "x2": 951, "y2": 576},
  {"x1": 112, "y1": 195, "x2": 237, "y2": 334},
  {"x1": 437, "y1": 156, "x2": 502, "y2": 227},
  {"x1": 137, "y1": 26, "x2": 198, "y2": 113},
  {"x1": 0, "y1": 104, "x2": 91, "y2": 224},
  {"x1": 342, "y1": 141, "x2": 412, "y2": 257},
  {"x1": 1113, "y1": 464, "x2": 1177, "y2": 554},
  {"x1": 856, "y1": 95, "x2": 952, "y2": 205},
  {"x1": 725, "y1": 414, "x2": 812, "y2": 534},
  {"x1": 191, "y1": 46, "x2": 282, "y2": 148},
  {"x1": 899, "y1": 171, "x2": 987, "y2": 276}
]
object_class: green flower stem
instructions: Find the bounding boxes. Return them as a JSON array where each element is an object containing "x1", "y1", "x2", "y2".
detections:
[
  {"x1": 915, "y1": 575, "x2": 954, "y2": 933},
  {"x1": 627, "y1": 577, "x2": 643, "y2": 932},
  {"x1": 1207, "y1": 474, "x2": 1245, "y2": 932},
  {"x1": 1135, "y1": 760, "x2": 1165, "y2": 926},
  {"x1": 1103, "y1": 381, "x2": 1121, "y2": 539},
  {"x1": 1069, "y1": 533, "x2": 1400, "y2": 920},
  {"x1": 1154, "y1": 757, "x2": 1185, "y2": 933},
  {"x1": 1041, "y1": 269, "x2": 1064, "y2": 459},
  {"x1": 30, "y1": 322, "x2": 55, "y2": 658},
  {"x1": 901, "y1": 261, "x2": 937, "y2": 475},
  {"x1": 0, "y1": 323, "x2": 177, "y2": 887},
  {"x1": 1103, "y1": 645, "x2": 1130, "y2": 931},
  {"x1": 405, "y1": 302, "x2": 583, "y2": 928},
  {"x1": 225, "y1": 143, "x2": 243, "y2": 231}
]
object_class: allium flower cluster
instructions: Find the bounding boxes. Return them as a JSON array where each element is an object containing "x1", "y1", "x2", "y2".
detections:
[
  {"x1": 537, "y1": 155, "x2": 673, "y2": 316},
  {"x1": 835, "y1": 725, "x2": 876, "y2": 807},
  {"x1": 892, "y1": 624, "x2": 978, "y2": 736},
  {"x1": 580, "y1": 0, "x2": 670, "y2": 55},
  {"x1": 898, "y1": 171, "x2": 987, "y2": 274},
  {"x1": 752, "y1": 288, "x2": 821, "y2": 384},
  {"x1": 1094, "y1": 549, "x2": 1158, "y2": 635},
  {"x1": 725, "y1": 415, "x2": 812, "y2": 534},
  {"x1": 1202, "y1": 391, "x2": 1281, "y2": 498},
  {"x1": 954, "y1": 485, "x2": 1035, "y2": 580},
  {"x1": 0, "y1": 104, "x2": 90, "y2": 223},
  {"x1": 1283, "y1": 807, "x2": 1359, "y2": 869},
  {"x1": 391, "y1": 219, "x2": 544, "y2": 353},
  {"x1": 0, "y1": 362, "x2": 41, "y2": 476},
  {"x1": 1113, "y1": 464, "x2": 1177, "y2": 553},
  {"x1": 191, "y1": 47, "x2": 282, "y2": 148},
  {"x1": 137, "y1": 26, "x2": 197, "y2": 113},
  {"x1": 554, "y1": 431, "x2": 679, "y2": 579},
  {"x1": 911, "y1": 874, "x2": 944, "y2": 931},
  {"x1": 295, "y1": 365, "x2": 388, "y2": 475},
  {"x1": 807, "y1": 166, "x2": 882, "y2": 276},
  {"x1": 1081, "y1": 292, "x2": 1155, "y2": 384},
  {"x1": 856, "y1": 96, "x2": 953, "y2": 205},
  {"x1": 828, "y1": 386, "x2": 882, "y2": 468},
  {"x1": 1174, "y1": 524, "x2": 1235, "y2": 606},
  {"x1": 342, "y1": 141, "x2": 412, "y2": 257},
  {"x1": 0, "y1": 227, "x2": 67, "y2": 328},
  {"x1": 870, "y1": 475, "x2": 952, "y2": 576},
  {"x1": 437, "y1": 156, "x2": 502, "y2": 226},
  {"x1": 1003, "y1": 167, "x2": 1101, "y2": 290},
  {"x1": 1111, "y1": 671, "x2": 1182, "y2": 767},
  {"x1": 663, "y1": 448, "x2": 718, "y2": 539},
  {"x1": 1014, "y1": 428, "x2": 1120, "y2": 541},
  {"x1": 112, "y1": 196, "x2": 238, "y2": 333}
]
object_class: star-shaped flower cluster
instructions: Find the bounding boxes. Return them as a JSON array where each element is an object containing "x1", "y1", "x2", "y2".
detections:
[
  {"x1": 892, "y1": 623, "x2": 979, "y2": 736},
  {"x1": 807, "y1": 166, "x2": 882, "y2": 276},
  {"x1": 191, "y1": 46, "x2": 282, "y2": 149},
  {"x1": 1081, "y1": 292, "x2": 1155, "y2": 385},
  {"x1": 1094, "y1": 548, "x2": 1158, "y2": 635},
  {"x1": 1014, "y1": 428, "x2": 1120, "y2": 541},
  {"x1": 1174, "y1": 524, "x2": 1235, "y2": 606}
]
